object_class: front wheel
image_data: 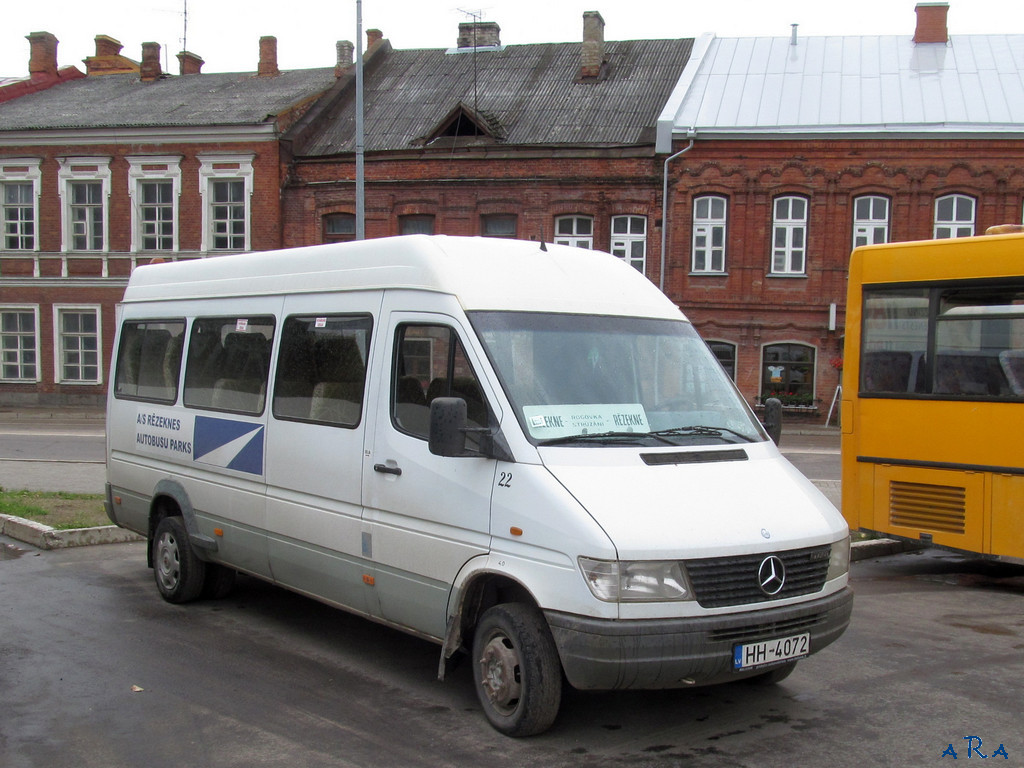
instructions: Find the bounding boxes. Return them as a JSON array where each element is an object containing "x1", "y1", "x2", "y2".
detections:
[
  {"x1": 152, "y1": 515, "x2": 206, "y2": 604},
  {"x1": 471, "y1": 603, "x2": 563, "y2": 737}
]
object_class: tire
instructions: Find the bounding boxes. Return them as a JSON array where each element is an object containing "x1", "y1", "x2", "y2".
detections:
[
  {"x1": 152, "y1": 516, "x2": 206, "y2": 604},
  {"x1": 471, "y1": 603, "x2": 563, "y2": 737},
  {"x1": 202, "y1": 563, "x2": 237, "y2": 600},
  {"x1": 747, "y1": 661, "x2": 798, "y2": 685}
]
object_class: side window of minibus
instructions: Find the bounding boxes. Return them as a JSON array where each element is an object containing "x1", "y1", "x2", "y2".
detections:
[
  {"x1": 272, "y1": 314, "x2": 373, "y2": 426},
  {"x1": 183, "y1": 317, "x2": 275, "y2": 414},
  {"x1": 114, "y1": 320, "x2": 185, "y2": 403},
  {"x1": 392, "y1": 324, "x2": 488, "y2": 443}
]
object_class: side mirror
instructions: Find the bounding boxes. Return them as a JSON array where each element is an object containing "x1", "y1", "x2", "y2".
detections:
[
  {"x1": 763, "y1": 397, "x2": 783, "y2": 445},
  {"x1": 429, "y1": 397, "x2": 468, "y2": 457}
]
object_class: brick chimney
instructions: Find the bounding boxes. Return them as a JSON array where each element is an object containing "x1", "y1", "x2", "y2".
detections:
[
  {"x1": 258, "y1": 36, "x2": 279, "y2": 76},
  {"x1": 914, "y1": 2, "x2": 949, "y2": 44},
  {"x1": 84, "y1": 35, "x2": 141, "y2": 76},
  {"x1": 139, "y1": 41, "x2": 162, "y2": 81},
  {"x1": 177, "y1": 50, "x2": 204, "y2": 75},
  {"x1": 457, "y1": 21, "x2": 500, "y2": 49},
  {"x1": 367, "y1": 29, "x2": 384, "y2": 49},
  {"x1": 27, "y1": 31, "x2": 59, "y2": 80},
  {"x1": 335, "y1": 40, "x2": 354, "y2": 77},
  {"x1": 580, "y1": 11, "x2": 606, "y2": 79}
]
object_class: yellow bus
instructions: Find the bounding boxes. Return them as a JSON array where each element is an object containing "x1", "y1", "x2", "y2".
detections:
[{"x1": 841, "y1": 227, "x2": 1024, "y2": 563}]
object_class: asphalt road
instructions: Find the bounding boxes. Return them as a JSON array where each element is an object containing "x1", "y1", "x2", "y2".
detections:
[{"x1": 1, "y1": 540, "x2": 1021, "y2": 767}]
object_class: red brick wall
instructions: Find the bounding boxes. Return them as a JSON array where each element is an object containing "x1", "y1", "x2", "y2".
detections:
[
  {"x1": 0, "y1": 140, "x2": 283, "y2": 406},
  {"x1": 663, "y1": 137, "x2": 1024, "y2": 408}
]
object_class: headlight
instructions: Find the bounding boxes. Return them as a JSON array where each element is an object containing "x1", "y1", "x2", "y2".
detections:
[
  {"x1": 826, "y1": 534, "x2": 851, "y2": 581},
  {"x1": 578, "y1": 557, "x2": 694, "y2": 602}
]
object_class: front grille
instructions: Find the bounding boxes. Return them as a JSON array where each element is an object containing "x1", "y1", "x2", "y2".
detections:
[
  {"x1": 889, "y1": 480, "x2": 966, "y2": 534},
  {"x1": 709, "y1": 612, "x2": 829, "y2": 644},
  {"x1": 685, "y1": 545, "x2": 832, "y2": 608}
]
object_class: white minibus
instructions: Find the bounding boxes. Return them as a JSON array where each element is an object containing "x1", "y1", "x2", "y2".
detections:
[{"x1": 105, "y1": 235, "x2": 852, "y2": 736}]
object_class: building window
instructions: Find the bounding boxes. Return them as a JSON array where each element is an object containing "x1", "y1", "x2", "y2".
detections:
[
  {"x1": 58, "y1": 157, "x2": 111, "y2": 253},
  {"x1": 555, "y1": 215, "x2": 593, "y2": 248},
  {"x1": 692, "y1": 196, "x2": 727, "y2": 273},
  {"x1": 55, "y1": 306, "x2": 101, "y2": 384},
  {"x1": 211, "y1": 181, "x2": 246, "y2": 250},
  {"x1": 852, "y1": 195, "x2": 890, "y2": 248},
  {"x1": 934, "y1": 194, "x2": 975, "y2": 238},
  {"x1": 1, "y1": 307, "x2": 39, "y2": 382},
  {"x1": 0, "y1": 159, "x2": 41, "y2": 251},
  {"x1": 706, "y1": 340, "x2": 736, "y2": 381},
  {"x1": 400, "y1": 215, "x2": 435, "y2": 235},
  {"x1": 198, "y1": 153, "x2": 254, "y2": 252},
  {"x1": 610, "y1": 215, "x2": 646, "y2": 272},
  {"x1": 128, "y1": 156, "x2": 181, "y2": 252},
  {"x1": 482, "y1": 214, "x2": 516, "y2": 238},
  {"x1": 324, "y1": 213, "x2": 356, "y2": 242},
  {"x1": 771, "y1": 196, "x2": 807, "y2": 275},
  {"x1": 761, "y1": 342, "x2": 816, "y2": 407}
]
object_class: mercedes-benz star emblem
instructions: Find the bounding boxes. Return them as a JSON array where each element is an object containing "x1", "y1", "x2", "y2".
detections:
[{"x1": 757, "y1": 555, "x2": 786, "y2": 596}]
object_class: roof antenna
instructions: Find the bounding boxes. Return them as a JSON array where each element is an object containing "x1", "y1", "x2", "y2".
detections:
[{"x1": 458, "y1": 7, "x2": 485, "y2": 112}]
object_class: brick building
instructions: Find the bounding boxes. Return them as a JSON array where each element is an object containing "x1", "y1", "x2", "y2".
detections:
[
  {"x1": 281, "y1": 13, "x2": 692, "y2": 269},
  {"x1": 655, "y1": 2, "x2": 1024, "y2": 415},
  {"x1": 0, "y1": 33, "x2": 337, "y2": 406}
]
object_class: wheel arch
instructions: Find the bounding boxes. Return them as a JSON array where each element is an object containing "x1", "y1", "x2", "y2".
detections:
[
  {"x1": 437, "y1": 567, "x2": 538, "y2": 681},
  {"x1": 147, "y1": 479, "x2": 215, "y2": 567}
]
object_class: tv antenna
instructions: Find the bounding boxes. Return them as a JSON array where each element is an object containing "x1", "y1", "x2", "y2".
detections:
[{"x1": 456, "y1": 8, "x2": 489, "y2": 113}]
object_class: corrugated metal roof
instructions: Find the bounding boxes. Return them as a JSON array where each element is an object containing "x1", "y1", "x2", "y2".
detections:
[
  {"x1": 299, "y1": 38, "x2": 693, "y2": 156},
  {"x1": 666, "y1": 34, "x2": 1024, "y2": 137},
  {"x1": 0, "y1": 68, "x2": 337, "y2": 131}
]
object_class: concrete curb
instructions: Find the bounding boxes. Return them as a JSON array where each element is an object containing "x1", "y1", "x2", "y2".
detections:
[{"x1": 0, "y1": 514, "x2": 143, "y2": 550}]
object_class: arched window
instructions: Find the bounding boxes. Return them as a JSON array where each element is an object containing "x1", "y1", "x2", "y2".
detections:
[
  {"x1": 934, "y1": 194, "x2": 975, "y2": 238},
  {"x1": 761, "y1": 342, "x2": 816, "y2": 406},
  {"x1": 692, "y1": 196, "x2": 727, "y2": 273},
  {"x1": 706, "y1": 340, "x2": 736, "y2": 380},
  {"x1": 771, "y1": 196, "x2": 808, "y2": 275},
  {"x1": 555, "y1": 215, "x2": 594, "y2": 248},
  {"x1": 852, "y1": 195, "x2": 890, "y2": 248}
]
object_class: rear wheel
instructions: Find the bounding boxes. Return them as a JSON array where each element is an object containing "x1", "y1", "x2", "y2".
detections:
[
  {"x1": 471, "y1": 603, "x2": 562, "y2": 737},
  {"x1": 152, "y1": 516, "x2": 206, "y2": 603}
]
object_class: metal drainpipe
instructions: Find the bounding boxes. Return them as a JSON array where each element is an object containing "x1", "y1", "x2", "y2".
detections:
[{"x1": 659, "y1": 134, "x2": 695, "y2": 292}]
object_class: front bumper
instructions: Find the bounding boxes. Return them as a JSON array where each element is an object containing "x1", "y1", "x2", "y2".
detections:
[{"x1": 544, "y1": 586, "x2": 853, "y2": 690}]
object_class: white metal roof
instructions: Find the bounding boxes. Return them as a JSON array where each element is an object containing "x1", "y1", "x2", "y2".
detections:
[
  {"x1": 657, "y1": 33, "x2": 1024, "y2": 148},
  {"x1": 121, "y1": 235, "x2": 685, "y2": 321}
]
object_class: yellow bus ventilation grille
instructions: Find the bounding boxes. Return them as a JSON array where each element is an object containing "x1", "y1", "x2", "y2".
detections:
[{"x1": 888, "y1": 480, "x2": 967, "y2": 534}]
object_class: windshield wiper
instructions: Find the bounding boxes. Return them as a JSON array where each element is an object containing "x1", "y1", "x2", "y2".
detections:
[
  {"x1": 650, "y1": 425, "x2": 757, "y2": 443},
  {"x1": 538, "y1": 430, "x2": 675, "y2": 447}
]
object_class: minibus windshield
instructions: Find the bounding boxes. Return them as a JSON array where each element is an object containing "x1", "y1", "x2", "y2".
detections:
[{"x1": 470, "y1": 312, "x2": 766, "y2": 446}]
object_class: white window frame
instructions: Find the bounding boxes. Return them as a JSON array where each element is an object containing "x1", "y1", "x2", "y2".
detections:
[
  {"x1": 934, "y1": 194, "x2": 976, "y2": 239},
  {"x1": 58, "y1": 157, "x2": 112, "y2": 253},
  {"x1": 53, "y1": 304, "x2": 102, "y2": 385},
  {"x1": 852, "y1": 195, "x2": 890, "y2": 249},
  {"x1": 692, "y1": 195, "x2": 727, "y2": 273},
  {"x1": 0, "y1": 305, "x2": 41, "y2": 383},
  {"x1": 128, "y1": 156, "x2": 182, "y2": 253},
  {"x1": 554, "y1": 215, "x2": 594, "y2": 248},
  {"x1": 610, "y1": 215, "x2": 647, "y2": 272},
  {"x1": 198, "y1": 153, "x2": 255, "y2": 252},
  {"x1": 1, "y1": 158, "x2": 42, "y2": 252},
  {"x1": 771, "y1": 196, "x2": 808, "y2": 275}
]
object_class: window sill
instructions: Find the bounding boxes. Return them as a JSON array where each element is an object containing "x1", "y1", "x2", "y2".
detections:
[{"x1": 766, "y1": 272, "x2": 808, "y2": 279}]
